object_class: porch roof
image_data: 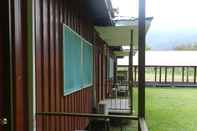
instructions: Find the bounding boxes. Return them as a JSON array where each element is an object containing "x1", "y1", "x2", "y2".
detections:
[
  {"x1": 94, "y1": 17, "x2": 153, "y2": 48},
  {"x1": 86, "y1": 0, "x2": 114, "y2": 26}
]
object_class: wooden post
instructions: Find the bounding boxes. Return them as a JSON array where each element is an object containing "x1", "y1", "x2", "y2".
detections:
[
  {"x1": 159, "y1": 67, "x2": 162, "y2": 83},
  {"x1": 194, "y1": 67, "x2": 196, "y2": 84},
  {"x1": 92, "y1": 32, "x2": 97, "y2": 110},
  {"x1": 172, "y1": 67, "x2": 175, "y2": 86},
  {"x1": 135, "y1": 66, "x2": 137, "y2": 83},
  {"x1": 138, "y1": 0, "x2": 146, "y2": 120},
  {"x1": 182, "y1": 67, "x2": 185, "y2": 83},
  {"x1": 186, "y1": 67, "x2": 189, "y2": 83},
  {"x1": 154, "y1": 67, "x2": 157, "y2": 83},
  {"x1": 114, "y1": 57, "x2": 117, "y2": 84},
  {"x1": 128, "y1": 30, "x2": 133, "y2": 114},
  {"x1": 165, "y1": 67, "x2": 167, "y2": 83}
]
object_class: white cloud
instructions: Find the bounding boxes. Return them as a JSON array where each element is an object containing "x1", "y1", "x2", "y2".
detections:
[{"x1": 111, "y1": 0, "x2": 197, "y2": 30}]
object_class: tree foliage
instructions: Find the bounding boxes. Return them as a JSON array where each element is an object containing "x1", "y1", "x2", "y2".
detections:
[{"x1": 174, "y1": 42, "x2": 197, "y2": 50}]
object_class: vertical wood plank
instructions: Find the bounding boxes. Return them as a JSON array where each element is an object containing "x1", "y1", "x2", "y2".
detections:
[
  {"x1": 49, "y1": 0, "x2": 56, "y2": 130},
  {"x1": 35, "y1": 0, "x2": 43, "y2": 130},
  {"x1": 35, "y1": 0, "x2": 111, "y2": 130},
  {"x1": 42, "y1": 0, "x2": 50, "y2": 130}
]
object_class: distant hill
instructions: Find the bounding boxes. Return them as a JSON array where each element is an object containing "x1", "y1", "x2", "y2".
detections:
[{"x1": 146, "y1": 29, "x2": 197, "y2": 50}]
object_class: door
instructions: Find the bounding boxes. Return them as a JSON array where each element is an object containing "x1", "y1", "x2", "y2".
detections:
[
  {"x1": 0, "y1": 0, "x2": 11, "y2": 130},
  {"x1": 0, "y1": 29, "x2": 10, "y2": 131}
]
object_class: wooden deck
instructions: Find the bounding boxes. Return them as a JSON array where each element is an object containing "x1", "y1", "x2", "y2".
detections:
[{"x1": 100, "y1": 98, "x2": 131, "y2": 114}]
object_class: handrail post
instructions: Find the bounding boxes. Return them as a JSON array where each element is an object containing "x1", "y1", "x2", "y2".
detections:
[
  {"x1": 182, "y1": 67, "x2": 185, "y2": 83},
  {"x1": 165, "y1": 67, "x2": 167, "y2": 83},
  {"x1": 186, "y1": 67, "x2": 189, "y2": 83},
  {"x1": 159, "y1": 67, "x2": 162, "y2": 83},
  {"x1": 194, "y1": 66, "x2": 196, "y2": 84},
  {"x1": 172, "y1": 67, "x2": 175, "y2": 86},
  {"x1": 154, "y1": 67, "x2": 157, "y2": 85}
]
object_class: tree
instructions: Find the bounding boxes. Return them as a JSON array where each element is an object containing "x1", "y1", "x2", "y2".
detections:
[
  {"x1": 146, "y1": 44, "x2": 151, "y2": 50},
  {"x1": 174, "y1": 42, "x2": 197, "y2": 50}
]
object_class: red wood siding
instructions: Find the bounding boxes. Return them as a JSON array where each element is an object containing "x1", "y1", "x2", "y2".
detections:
[
  {"x1": 94, "y1": 36, "x2": 113, "y2": 105},
  {"x1": 34, "y1": 0, "x2": 111, "y2": 130},
  {"x1": 8, "y1": 0, "x2": 114, "y2": 130},
  {"x1": 9, "y1": 0, "x2": 29, "y2": 130}
]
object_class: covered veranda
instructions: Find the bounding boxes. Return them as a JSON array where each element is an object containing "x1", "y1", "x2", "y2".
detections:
[{"x1": 38, "y1": 8, "x2": 152, "y2": 131}]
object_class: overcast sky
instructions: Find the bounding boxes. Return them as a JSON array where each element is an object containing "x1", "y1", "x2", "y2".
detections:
[
  {"x1": 112, "y1": 0, "x2": 197, "y2": 50},
  {"x1": 112, "y1": 0, "x2": 197, "y2": 30}
]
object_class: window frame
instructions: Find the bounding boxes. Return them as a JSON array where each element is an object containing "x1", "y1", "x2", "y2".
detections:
[{"x1": 63, "y1": 24, "x2": 93, "y2": 96}]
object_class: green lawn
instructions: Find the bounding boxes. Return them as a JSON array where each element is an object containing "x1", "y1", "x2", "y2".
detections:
[
  {"x1": 112, "y1": 88, "x2": 197, "y2": 131},
  {"x1": 145, "y1": 88, "x2": 197, "y2": 131}
]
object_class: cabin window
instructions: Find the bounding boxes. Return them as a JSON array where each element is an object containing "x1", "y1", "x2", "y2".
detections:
[{"x1": 63, "y1": 25, "x2": 93, "y2": 95}]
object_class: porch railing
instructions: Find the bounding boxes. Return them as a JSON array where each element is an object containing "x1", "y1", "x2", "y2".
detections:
[
  {"x1": 36, "y1": 112, "x2": 148, "y2": 131},
  {"x1": 118, "y1": 65, "x2": 197, "y2": 87}
]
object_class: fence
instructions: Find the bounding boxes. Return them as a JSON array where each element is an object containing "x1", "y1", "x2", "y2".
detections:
[{"x1": 117, "y1": 66, "x2": 197, "y2": 87}]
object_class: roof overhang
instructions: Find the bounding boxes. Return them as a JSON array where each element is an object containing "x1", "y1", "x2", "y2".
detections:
[
  {"x1": 86, "y1": 0, "x2": 114, "y2": 26},
  {"x1": 113, "y1": 49, "x2": 138, "y2": 56},
  {"x1": 95, "y1": 17, "x2": 153, "y2": 48}
]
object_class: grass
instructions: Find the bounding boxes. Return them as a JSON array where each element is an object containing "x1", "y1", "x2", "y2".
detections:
[
  {"x1": 145, "y1": 88, "x2": 197, "y2": 131},
  {"x1": 111, "y1": 87, "x2": 197, "y2": 131}
]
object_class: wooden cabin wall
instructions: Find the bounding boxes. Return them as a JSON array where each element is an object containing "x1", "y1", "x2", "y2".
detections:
[
  {"x1": 6, "y1": 0, "x2": 114, "y2": 130},
  {"x1": 94, "y1": 36, "x2": 113, "y2": 105},
  {"x1": 106, "y1": 47, "x2": 113, "y2": 98},
  {"x1": 35, "y1": 0, "x2": 113, "y2": 130},
  {"x1": 35, "y1": 0, "x2": 94, "y2": 130},
  {"x1": 7, "y1": 0, "x2": 29, "y2": 130}
]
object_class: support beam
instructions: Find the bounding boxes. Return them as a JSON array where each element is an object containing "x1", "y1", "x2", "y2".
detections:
[
  {"x1": 138, "y1": 0, "x2": 146, "y2": 119},
  {"x1": 114, "y1": 57, "x2": 117, "y2": 84},
  {"x1": 92, "y1": 32, "x2": 97, "y2": 111},
  {"x1": 128, "y1": 30, "x2": 133, "y2": 114}
]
